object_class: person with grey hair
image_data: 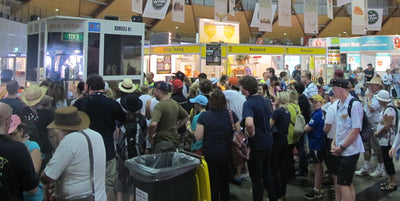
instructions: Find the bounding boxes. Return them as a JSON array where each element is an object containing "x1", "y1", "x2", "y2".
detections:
[{"x1": 0, "y1": 102, "x2": 39, "y2": 200}]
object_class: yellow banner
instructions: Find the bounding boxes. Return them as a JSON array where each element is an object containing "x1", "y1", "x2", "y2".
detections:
[
  {"x1": 227, "y1": 45, "x2": 284, "y2": 54},
  {"x1": 285, "y1": 47, "x2": 326, "y2": 55},
  {"x1": 151, "y1": 45, "x2": 200, "y2": 54}
]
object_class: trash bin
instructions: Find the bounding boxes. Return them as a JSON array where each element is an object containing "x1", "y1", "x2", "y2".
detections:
[{"x1": 125, "y1": 151, "x2": 200, "y2": 201}]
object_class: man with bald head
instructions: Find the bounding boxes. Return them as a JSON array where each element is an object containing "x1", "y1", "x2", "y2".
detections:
[{"x1": 0, "y1": 103, "x2": 39, "y2": 200}]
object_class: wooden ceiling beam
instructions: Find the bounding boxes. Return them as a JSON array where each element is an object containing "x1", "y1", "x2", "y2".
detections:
[
  {"x1": 149, "y1": 1, "x2": 173, "y2": 31},
  {"x1": 372, "y1": 7, "x2": 399, "y2": 35},
  {"x1": 92, "y1": 0, "x2": 115, "y2": 18},
  {"x1": 318, "y1": 5, "x2": 345, "y2": 36}
]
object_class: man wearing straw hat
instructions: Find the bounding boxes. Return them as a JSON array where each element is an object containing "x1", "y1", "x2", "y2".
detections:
[
  {"x1": 0, "y1": 102, "x2": 39, "y2": 200},
  {"x1": 41, "y1": 106, "x2": 106, "y2": 200},
  {"x1": 73, "y1": 74, "x2": 126, "y2": 200},
  {"x1": 355, "y1": 77, "x2": 386, "y2": 177}
]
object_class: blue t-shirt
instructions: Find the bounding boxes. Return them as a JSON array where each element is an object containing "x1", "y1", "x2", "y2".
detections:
[
  {"x1": 307, "y1": 108, "x2": 325, "y2": 151},
  {"x1": 23, "y1": 140, "x2": 43, "y2": 201},
  {"x1": 242, "y1": 95, "x2": 273, "y2": 150},
  {"x1": 191, "y1": 113, "x2": 203, "y2": 151},
  {"x1": 271, "y1": 107, "x2": 290, "y2": 145},
  {"x1": 197, "y1": 109, "x2": 238, "y2": 157}
]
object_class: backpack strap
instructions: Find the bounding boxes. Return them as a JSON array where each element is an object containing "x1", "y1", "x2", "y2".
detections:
[
  {"x1": 135, "y1": 116, "x2": 142, "y2": 156},
  {"x1": 347, "y1": 98, "x2": 356, "y2": 118}
]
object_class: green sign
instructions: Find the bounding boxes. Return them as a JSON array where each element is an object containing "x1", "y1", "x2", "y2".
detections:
[
  {"x1": 62, "y1": 32, "x2": 83, "y2": 42},
  {"x1": 368, "y1": 10, "x2": 379, "y2": 25}
]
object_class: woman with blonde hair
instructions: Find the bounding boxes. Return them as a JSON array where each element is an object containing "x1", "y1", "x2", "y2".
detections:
[
  {"x1": 286, "y1": 89, "x2": 302, "y2": 183},
  {"x1": 269, "y1": 91, "x2": 291, "y2": 200}
]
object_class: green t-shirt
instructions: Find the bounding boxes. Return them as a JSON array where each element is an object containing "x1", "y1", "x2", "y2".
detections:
[
  {"x1": 151, "y1": 98, "x2": 188, "y2": 145},
  {"x1": 287, "y1": 103, "x2": 301, "y2": 145}
]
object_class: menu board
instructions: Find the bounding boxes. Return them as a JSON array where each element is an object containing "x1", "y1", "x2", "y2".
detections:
[{"x1": 206, "y1": 43, "x2": 222, "y2": 66}]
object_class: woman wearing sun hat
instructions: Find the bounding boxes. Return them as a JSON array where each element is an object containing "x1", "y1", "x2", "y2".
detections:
[{"x1": 40, "y1": 106, "x2": 107, "y2": 201}]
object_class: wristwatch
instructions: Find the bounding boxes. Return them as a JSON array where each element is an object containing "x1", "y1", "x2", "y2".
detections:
[{"x1": 340, "y1": 145, "x2": 347, "y2": 151}]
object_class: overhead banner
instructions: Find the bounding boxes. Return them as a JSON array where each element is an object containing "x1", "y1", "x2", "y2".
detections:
[
  {"x1": 250, "y1": 3, "x2": 277, "y2": 31},
  {"x1": 143, "y1": 0, "x2": 171, "y2": 19},
  {"x1": 304, "y1": 0, "x2": 318, "y2": 34},
  {"x1": 327, "y1": 0, "x2": 333, "y2": 19},
  {"x1": 337, "y1": 0, "x2": 351, "y2": 7},
  {"x1": 215, "y1": 0, "x2": 227, "y2": 21},
  {"x1": 278, "y1": 0, "x2": 291, "y2": 27},
  {"x1": 172, "y1": 0, "x2": 185, "y2": 23},
  {"x1": 229, "y1": 0, "x2": 235, "y2": 16},
  {"x1": 368, "y1": 8, "x2": 383, "y2": 31},
  {"x1": 352, "y1": 0, "x2": 367, "y2": 35},
  {"x1": 131, "y1": 0, "x2": 143, "y2": 14},
  {"x1": 259, "y1": 0, "x2": 273, "y2": 32}
]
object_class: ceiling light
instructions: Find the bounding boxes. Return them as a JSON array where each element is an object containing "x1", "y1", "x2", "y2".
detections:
[{"x1": 55, "y1": 8, "x2": 59, "y2": 12}]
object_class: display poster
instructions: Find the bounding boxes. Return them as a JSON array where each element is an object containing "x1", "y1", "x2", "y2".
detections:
[
  {"x1": 308, "y1": 38, "x2": 326, "y2": 47},
  {"x1": 172, "y1": 0, "x2": 185, "y2": 23},
  {"x1": 327, "y1": 0, "x2": 333, "y2": 19},
  {"x1": 198, "y1": 19, "x2": 239, "y2": 43},
  {"x1": 259, "y1": 0, "x2": 273, "y2": 32},
  {"x1": 143, "y1": 0, "x2": 171, "y2": 20},
  {"x1": 337, "y1": 0, "x2": 351, "y2": 7},
  {"x1": 304, "y1": 0, "x2": 318, "y2": 34},
  {"x1": 352, "y1": 0, "x2": 367, "y2": 35},
  {"x1": 368, "y1": 9, "x2": 383, "y2": 31},
  {"x1": 375, "y1": 53, "x2": 391, "y2": 72},
  {"x1": 278, "y1": 0, "x2": 291, "y2": 27},
  {"x1": 131, "y1": 0, "x2": 143, "y2": 14},
  {"x1": 347, "y1": 53, "x2": 361, "y2": 70},
  {"x1": 206, "y1": 44, "x2": 222, "y2": 66},
  {"x1": 156, "y1": 56, "x2": 171, "y2": 74},
  {"x1": 229, "y1": 0, "x2": 235, "y2": 16},
  {"x1": 214, "y1": 0, "x2": 227, "y2": 21},
  {"x1": 340, "y1": 37, "x2": 361, "y2": 52},
  {"x1": 393, "y1": 36, "x2": 400, "y2": 50}
]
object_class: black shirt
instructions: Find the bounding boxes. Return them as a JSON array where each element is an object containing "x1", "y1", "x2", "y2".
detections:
[
  {"x1": 364, "y1": 69, "x2": 375, "y2": 81},
  {"x1": 0, "y1": 97, "x2": 25, "y2": 117},
  {"x1": 298, "y1": 94, "x2": 311, "y2": 122},
  {"x1": 74, "y1": 92, "x2": 126, "y2": 161},
  {"x1": 0, "y1": 135, "x2": 39, "y2": 200},
  {"x1": 271, "y1": 107, "x2": 290, "y2": 145}
]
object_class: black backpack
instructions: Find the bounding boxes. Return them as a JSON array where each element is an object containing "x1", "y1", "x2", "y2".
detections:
[
  {"x1": 340, "y1": 98, "x2": 372, "y2": 143},
  {"x1": 117, "y1": 115, "x2": 147, "y2": 160}
]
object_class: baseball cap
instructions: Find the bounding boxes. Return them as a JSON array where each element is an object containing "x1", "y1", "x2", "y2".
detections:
[
  {"x1": 210, "y1": 78, "x2": 219, "y2": 85},
  {"x1": 171, "y1": 79, "x2": 183, "y2": 89},
  {"x1": 329, "y1": 78, "x2": 349, "y2": 89},
  {"x1": 189, "y1": 95, "x2": 208, "y2": 106},
  {"x1": 310, "y1": 94, "x2": 324, "y2": 102},
  {"x1": 175, "y1": 71, "x2": 185, "y2": 80},
  {"x1": 154, "y1": 81, "x2": 169, "y2": 92},
  {"x1": 228, "y1": 76, "x2": 239, "y2": 87},
  {"x1": 329, "y1": 90, "x2": 334, "y2": 97}
]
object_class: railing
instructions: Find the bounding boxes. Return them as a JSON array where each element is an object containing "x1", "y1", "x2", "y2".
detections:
[{"x1": 0, "y1": 0, "x2": 57, "y2": 23}]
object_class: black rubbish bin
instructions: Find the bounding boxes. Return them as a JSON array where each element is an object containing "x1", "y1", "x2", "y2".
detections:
[{"x1": 125, "y1": 151, "x2": 200, "y2": 201}]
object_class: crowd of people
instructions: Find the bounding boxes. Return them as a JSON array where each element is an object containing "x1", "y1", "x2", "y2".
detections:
[{"x1": 1, "y1": 63, "x2": 400, "y2": 201}]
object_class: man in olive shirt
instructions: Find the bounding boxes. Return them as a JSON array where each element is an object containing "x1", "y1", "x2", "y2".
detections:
[{"x1": 149, "y1": 81, "x2": 189, "y2": 153}]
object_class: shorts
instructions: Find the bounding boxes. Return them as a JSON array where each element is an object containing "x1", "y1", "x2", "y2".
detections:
[
  {"x1": 337, "y1": 154, "x2": 360, "y2": 186},
  {"x1": 325, "y1": 139, "x2": 339, "y2": 175},
  {"x1": 115, "y1": 158, "x2": 134, "y2": 194},
  {"x1": 106, "y1": 158, "x2": 117, "y2": 191},
  {"x1": 363, "y1": 135, "x2": 381, "y2": 156},
  {"x1": 153, "y1": 140, "x2": 177, "y2": 154},
  {"x1": 307, "y1": 150, "x2": 325, "y2": 164}
]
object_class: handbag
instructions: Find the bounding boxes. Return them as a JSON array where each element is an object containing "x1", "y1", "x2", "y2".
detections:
[
  {"x1": 290, "y1": 104, "x2": 306, "y2": 136},
  {"x1": 59, "y1": 130, "x2": 95, "y2": 201},
  {"x1": 229, "y1": 110, "x2": 250, "y2": 161}
]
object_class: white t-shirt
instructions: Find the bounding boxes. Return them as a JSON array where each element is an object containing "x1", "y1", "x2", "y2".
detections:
[
  {"x1": 139, "y1": 94, "x2": 152, "y2": 115},
  {"x1": 335, "y1": 95, "x2": 365, "y2": 156},
  {"x1": 223, "y1": 89, "x2": 246, "y2": 122},
  {"x1": 376, "y1": 103, "x2": 397, "y2": 146},
  {"x1": 304, "y1": 82, "x2": 318, "y2": 99},
  {"x1": 44, "y1": 128, "x2": 107, "y2": 201},
  {"x1": 324, "y1": 100, "x2": 338, "y2": 139},
  {"x1": 364, "y1": 90, "x2": 385, "y2": 128}
]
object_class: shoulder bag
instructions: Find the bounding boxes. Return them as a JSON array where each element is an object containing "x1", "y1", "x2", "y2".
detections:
[
  {"x1": 229, "y1": 110, "x2": 250, "y2": 163},
  {"x1": 59, "y1": 130, "x2": 95, "y2": 201}
]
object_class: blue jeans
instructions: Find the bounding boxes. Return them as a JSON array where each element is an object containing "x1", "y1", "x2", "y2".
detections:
[{"x1": 247, "y1": 148, "x2": 278, "y2": 201}]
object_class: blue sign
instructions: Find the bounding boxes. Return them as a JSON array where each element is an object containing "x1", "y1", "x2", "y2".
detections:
[
  {"x1": 360, "y1": 36, "x2": 391, "y2": 51},
  {"x1": 340, "y1": 38, "x2": 361, "y2": 52},
  {"x1": 88, "y1": 22, "x2": 100, "y2": 32}
]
